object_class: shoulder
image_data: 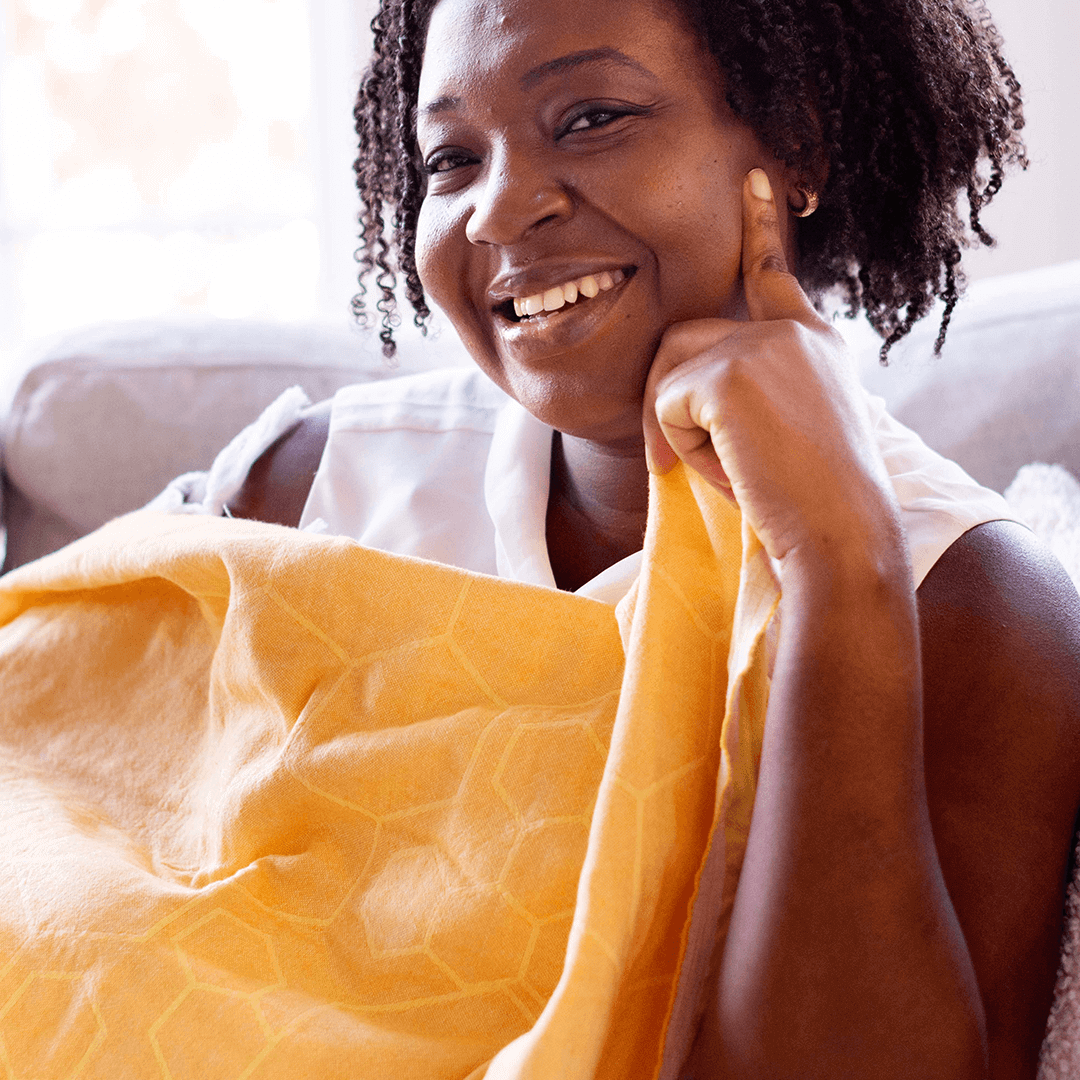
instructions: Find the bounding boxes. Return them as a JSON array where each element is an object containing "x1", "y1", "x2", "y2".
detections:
[
  {"x1": 227, "y1": 399, "x2": 333, "y2": 527},
  {"x1": 918, "y1": 518, "x2": 1080, "y2": 737},
  {"x1": 916, "y1": 519, "x2": 1080, "y2": 1072},
  {"x1": 227, "y1": 367, "x2": 507, "y2": 528},
  {"x1": 917, "y1": 519, "x2": 1080, "y2": 854}
]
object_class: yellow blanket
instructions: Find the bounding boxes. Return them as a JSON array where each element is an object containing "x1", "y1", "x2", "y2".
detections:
[{"x1": 0, "y1": 464, "x2": 776, "y2": 1080}]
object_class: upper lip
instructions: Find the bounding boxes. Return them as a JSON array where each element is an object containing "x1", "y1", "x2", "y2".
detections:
[{"x1": 487, "y1": 262, "x2": 635, "y2": 306}]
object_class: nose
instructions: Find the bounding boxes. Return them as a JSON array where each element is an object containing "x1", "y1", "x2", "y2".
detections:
[{"x1": 465, "y1": 149, "x2": 574, "y2": 246}]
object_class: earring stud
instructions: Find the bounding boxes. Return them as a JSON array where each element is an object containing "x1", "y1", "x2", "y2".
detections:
[{"x1": 789, "y1": 187, "x2": 819, "y2": 218}]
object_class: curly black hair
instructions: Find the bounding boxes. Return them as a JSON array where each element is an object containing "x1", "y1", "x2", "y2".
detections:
[{"x1": 352, "y1": 0, "x2": 1025, "y2": 361}]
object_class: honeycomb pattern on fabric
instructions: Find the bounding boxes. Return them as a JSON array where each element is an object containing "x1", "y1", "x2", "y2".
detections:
[{"x1": 0, "y1": 465, "x2": 775, "y2": 1080}]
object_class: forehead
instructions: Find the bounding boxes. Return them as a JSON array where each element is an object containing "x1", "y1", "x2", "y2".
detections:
[{"x1": 418, "y1": 0, "x2": 707, "y2": 103}]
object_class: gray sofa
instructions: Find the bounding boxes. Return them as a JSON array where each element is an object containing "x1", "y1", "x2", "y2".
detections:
[{"x1": 1, "y1": 259, "x2": 1078, "y2": 573}]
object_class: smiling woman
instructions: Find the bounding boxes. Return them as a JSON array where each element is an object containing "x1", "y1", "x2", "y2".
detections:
[
  {"x1": 201, "y1": 2, "x2": 1080, "y2": 1076},
  {"x1": 70, "y1": 0, "x2": 1080, "y2": 1076}
]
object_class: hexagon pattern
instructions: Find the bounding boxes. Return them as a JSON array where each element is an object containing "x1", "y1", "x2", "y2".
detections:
[
  {"x1": 0, "y1": 465, "x2": 773, "y2": 1080},
  {"x1": 0, "y1": 972, "x2": 105, "y2": 1080}
]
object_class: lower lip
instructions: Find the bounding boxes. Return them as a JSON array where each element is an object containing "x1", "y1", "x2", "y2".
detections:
[{"x1": 494, "y1": 272, "x2": 636, "y2": 355}]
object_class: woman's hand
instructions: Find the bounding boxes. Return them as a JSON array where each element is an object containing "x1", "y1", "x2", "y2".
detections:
[{"x1": 642, "y1": 169, "x2": 897, "y2": 570}]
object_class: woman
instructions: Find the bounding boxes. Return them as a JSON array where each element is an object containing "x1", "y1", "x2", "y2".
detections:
[{"x1": 218, "y1": 0, "x2": 1080, "y2": 1075}]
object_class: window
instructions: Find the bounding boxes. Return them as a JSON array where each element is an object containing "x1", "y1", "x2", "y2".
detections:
[{"x1": 0, "y1": 0, "x2": 374, "y2": 370}]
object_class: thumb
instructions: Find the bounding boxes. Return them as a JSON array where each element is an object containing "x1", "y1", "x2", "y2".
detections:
[{"x1": 741, "y1": 168, "x2": 816, "y2": 324}]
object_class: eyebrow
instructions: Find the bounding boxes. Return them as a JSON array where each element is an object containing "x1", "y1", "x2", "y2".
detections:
[
  {"x1": 418, "y1": 47, "x2": 657, "y2": 118},
  {"x1": 519, "y1": 47, "x2": 656, "y2": 89}
]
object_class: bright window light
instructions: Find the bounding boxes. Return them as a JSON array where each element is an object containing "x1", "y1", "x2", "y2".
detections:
[{"x1": 0, "y1": 0, "x2": 374, "y2": 371}]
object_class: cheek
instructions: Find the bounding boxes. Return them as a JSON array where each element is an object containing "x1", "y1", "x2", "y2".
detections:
[
  {"x1": 415, "y1": 199, "x2": 462, "y2": 311},
  {"x1": 416, "y1": 198, "x2": 498, "y2": 367},
  {"x1": 638, "y1": 170, "x2": 744, "y2": 316}
]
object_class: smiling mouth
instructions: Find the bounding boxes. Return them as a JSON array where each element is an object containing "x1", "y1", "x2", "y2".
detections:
[{"x1": 494, "y1": 266, "x2": 637, "y2": 323}]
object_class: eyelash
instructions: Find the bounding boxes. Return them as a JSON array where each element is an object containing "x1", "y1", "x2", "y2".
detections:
[
  {"x1": 559, "y1": 105, "x2": 638, "y2": 135},
  {"x1": 422, "y1": 104, "x2": 645, "y2": 176},
  {"x1": 423, "y1": 151, "x2": 476, "y2": 176}
]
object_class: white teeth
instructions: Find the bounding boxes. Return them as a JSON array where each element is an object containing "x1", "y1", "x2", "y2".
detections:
[
  {"x1": 508, "y1": 269, "x2": 628, "y2": 319},
  {"x1": 542, "y1": 286, "x2": 565, "y2": 312}
]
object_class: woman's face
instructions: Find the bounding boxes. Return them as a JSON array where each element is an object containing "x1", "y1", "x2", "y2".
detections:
[{"x1": 415, "y1": 0, "x2": 796, "y2": 446}]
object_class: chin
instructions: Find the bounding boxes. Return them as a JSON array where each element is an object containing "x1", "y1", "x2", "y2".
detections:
[{"x1": 498, "y1": 364, "x2": 652, "y2": 445}]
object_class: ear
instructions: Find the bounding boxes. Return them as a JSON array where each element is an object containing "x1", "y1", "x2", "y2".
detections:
[{"x1": 781, "y1": 128, "x2": 830, "y2": 214}]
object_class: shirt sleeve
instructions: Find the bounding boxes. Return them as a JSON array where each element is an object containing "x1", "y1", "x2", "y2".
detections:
[{"x1": 144, "y1": 386, "x2": 312, "y2": 516}]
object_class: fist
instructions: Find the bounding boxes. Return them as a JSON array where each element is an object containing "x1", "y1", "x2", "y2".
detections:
[{"x1": 642, "y1": 170, "x2": 899, "y2": 567}]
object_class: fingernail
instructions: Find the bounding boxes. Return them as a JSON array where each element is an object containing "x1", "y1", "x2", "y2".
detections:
[{"x1": 749, "y1": 169, "x2": 773, "y2": 201}]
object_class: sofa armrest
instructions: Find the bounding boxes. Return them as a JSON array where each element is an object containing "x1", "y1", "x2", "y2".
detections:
[{"x1": 0, "y1": 317, "x2": 471, "y2": 570}]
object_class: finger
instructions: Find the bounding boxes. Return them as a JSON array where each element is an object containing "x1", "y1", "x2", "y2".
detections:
[
  {"x1": 642, "y1": 319, "x2": 739, "y2": 475},
  {"x1": 643, "y1": 419, "x2": 679, "y2": 476},
  {"x1": 653, "y1": 371, "x2": 737, "y2": 497},
  {"x1": 741, "y1": 169, "x2": 817, "y2": 324}
]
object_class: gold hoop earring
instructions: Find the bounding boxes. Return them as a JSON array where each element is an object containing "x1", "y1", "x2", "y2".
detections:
[{"x1": 789, "y1": 188, "x2": 819, "y2": 218}]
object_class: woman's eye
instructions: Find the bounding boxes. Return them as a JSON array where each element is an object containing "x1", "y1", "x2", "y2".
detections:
[
  {"x1": 567, "y1": 111, "x2": 616, "y2": 132},
  {"x1": 559, "y1": 106, "x2": 642, "y2": 137},
  {"x1": 424, "y1": 151, "x2": 474, "y2": 176}
]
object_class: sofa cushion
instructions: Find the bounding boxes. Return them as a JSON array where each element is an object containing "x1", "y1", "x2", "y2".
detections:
[
  {"x1": 852, "y1": 259, "x2": 1080, "y2": 494},
  {"x1": 0, "y1": 317, "x2": 472, "y2": 568}
]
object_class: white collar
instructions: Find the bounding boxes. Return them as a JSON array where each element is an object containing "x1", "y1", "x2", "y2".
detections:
[{"x1": 483, "y1": 399, "x2": 642, "y2": 604}]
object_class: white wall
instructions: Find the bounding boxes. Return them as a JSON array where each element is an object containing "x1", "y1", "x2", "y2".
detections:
[
  {"x1": 0, "y1": 0, "x2": 331, "y2": 359},
  {"x1": 963, "y1": 0, "x2": 1080, "y2": 282}
]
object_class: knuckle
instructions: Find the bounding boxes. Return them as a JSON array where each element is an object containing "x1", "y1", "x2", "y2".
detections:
[
  {"x1": 757, "y1": 251, "x2": 789, "y2": 276},
  {"x1": 767, "y1": 317, "x2": 804, "y2": 346},
  {"x1": 755, "y1": 201, "x2": 781, "y2": 232},
  {"x1": 702, "y1": 354, "x2": 738, "y2": 398},
  {"x1": 821, "y1": 323, "x2": 847, "y2": 350},
  {"x1": 778, "y1": 318, "x2": 828, "y2": 353},
  {"x1": 657, "y1": 322, "x2": 692, "y2": 353},
  {"x1": 726, "y1": 356, "x2": 754, "y2": 396},
  {"x1": 786, "y1": 317, "x2": 843, "y2": 359},
  {"x1": 653, "y1": 320, "x2": 730, "y2": 381}
]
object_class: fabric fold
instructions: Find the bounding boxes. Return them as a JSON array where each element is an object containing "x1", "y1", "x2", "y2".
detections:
[{"x1": 0, "y1": 463, "x2": 776, "y2": 1079}]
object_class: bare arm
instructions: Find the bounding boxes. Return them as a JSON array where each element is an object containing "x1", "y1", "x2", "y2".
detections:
[
  {"x1": 918, "y1": 521, "x2": 1080, "y2": 1077},
  {"x1": 226, "y1": 399, "x2": 332, "y2": 527},
  {"x1": 683, "y1": 520, "x2": 1080, "y2": 1079},
  {"x1": 700, "y1": 516, "x2": 987, "y2": 1079},
  {"x1": 648, "y1": 171, "x2": 1080, "y2": 1078}
]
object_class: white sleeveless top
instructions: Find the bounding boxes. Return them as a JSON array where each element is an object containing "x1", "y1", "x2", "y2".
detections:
[
  {"x1": 295, "y1": 367, "x2": 1014, "y2": 603},
  {"x1": 152, "y1": 366, "x2": 1016, "y2": 605}
]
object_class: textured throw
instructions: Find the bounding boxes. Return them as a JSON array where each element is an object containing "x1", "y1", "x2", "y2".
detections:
[
  {"x1": 1006, "y1": 463, "x2": 1080, "y2": 1080},
  {"x1": 0, "y1": 463, "x2": 777, "y2": 1080}
]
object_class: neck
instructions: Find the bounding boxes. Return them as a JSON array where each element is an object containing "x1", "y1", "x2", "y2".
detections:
[{"x1": 545, "y1": 430, "x2": 651, "y2": 592}]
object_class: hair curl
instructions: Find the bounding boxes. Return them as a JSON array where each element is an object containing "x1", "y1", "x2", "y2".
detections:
[{"x1": 352, "y1": 0, "x2": 1025, "y2": 361}]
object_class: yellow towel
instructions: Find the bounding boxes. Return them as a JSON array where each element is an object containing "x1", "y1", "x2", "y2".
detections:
[{"x1": 0, "y1": 463, "x2": 777, "y2": 1080}]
